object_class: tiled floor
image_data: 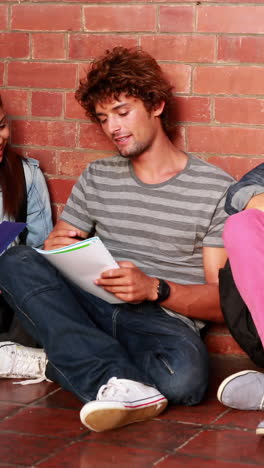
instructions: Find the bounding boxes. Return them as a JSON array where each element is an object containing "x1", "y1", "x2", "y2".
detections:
[{"x1": 0, "y1": 355, "x2": 263, "y2": 467}]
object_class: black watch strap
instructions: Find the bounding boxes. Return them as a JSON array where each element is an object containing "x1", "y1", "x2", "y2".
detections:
[{"x1": 155, "y1": 278, "x2": 171, "y2": 303}]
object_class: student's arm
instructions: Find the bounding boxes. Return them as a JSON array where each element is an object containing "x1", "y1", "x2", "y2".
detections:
[
  {"x1": 96, "y1": 246, "x2": 227, "y2": 323},
  {"x1": 245, "y1": 192, "x2": 264, "y2": 212},
  {"x1": 43, "y1": 220, "x2": 89, "y2": 251}
]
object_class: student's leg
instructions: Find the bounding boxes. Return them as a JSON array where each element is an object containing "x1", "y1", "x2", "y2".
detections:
[
  {"x1": 113, "y1": 302, "x2": 209, "y2": 405},
  {"x1": 0, "y1": 246, "x2": 151, "y2": 402},
  {"x1": 224, "y1": 209, "x2": 264, "y2": 348}
]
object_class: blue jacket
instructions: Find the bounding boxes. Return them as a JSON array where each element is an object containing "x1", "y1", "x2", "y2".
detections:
[
  {"x1": 0, "y1": 158, "x2": 53, "y2": 248},
  {"x1": 225, "y1": 163, "x2": 264, "y2": 215}
]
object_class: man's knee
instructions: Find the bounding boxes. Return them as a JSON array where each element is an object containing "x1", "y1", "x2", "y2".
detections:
[{"x1": 157, "y1": 362, "x2": 208, "y2": 406}]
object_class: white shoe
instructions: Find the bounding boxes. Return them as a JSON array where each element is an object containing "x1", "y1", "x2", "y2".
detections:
[
  {"x1": 256, "y1": 420, "x2": 264, "y2": 435},
  {"x1": 217, "y1": 370, "x2": 264, "y2": 410},
  {"x1": 80, "y1": 377, "x2": 168, "y2": 432},
  {"x1": 0, "y1": 341, "x2": 48, "y2": 385}
]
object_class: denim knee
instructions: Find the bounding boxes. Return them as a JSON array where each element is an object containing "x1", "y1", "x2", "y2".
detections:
[{"x1": 157, "y1": 362, "x2": 208, "y2": 406}]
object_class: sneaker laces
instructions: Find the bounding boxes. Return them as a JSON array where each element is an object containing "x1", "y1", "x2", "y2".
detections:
[
  {"x1": 97, "y1": 377, "x2": 129, "y2": 401},
  {"x1": 7, "y1": 345, "x2": 49, "y2": 386}
]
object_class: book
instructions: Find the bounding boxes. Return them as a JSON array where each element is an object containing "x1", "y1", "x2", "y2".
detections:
[
  {"x1": 34, "y1": 236, "x2": 123, "y2": 304},
  {"x1": 0, "y1": 221, "x2": 27, "y2": 255}
]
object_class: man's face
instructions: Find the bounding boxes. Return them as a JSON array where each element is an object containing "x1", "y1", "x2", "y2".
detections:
[{"x1": 95, "y1": 94, "x2": 161, "y2": 159}]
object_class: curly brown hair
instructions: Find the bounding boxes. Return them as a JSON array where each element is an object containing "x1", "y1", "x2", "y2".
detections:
[{"x1": 75, "y1": 47, "x2": 174, "y2": 136}]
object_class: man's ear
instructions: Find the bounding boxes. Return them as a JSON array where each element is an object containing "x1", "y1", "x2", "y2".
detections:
[{"x1": 153, "y1": 100, "x2": 165, "y2": 117}]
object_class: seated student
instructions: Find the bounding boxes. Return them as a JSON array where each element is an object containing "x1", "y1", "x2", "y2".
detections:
[
  {"x1": 0, "y1": 47, "x2": 233, "y2": 432},
  {"x1": 0, "y1": 93, "x2": 53, "y2": 345},
  {"x1": 216, "y1": 163, "x2": 264, "y2": 435}
]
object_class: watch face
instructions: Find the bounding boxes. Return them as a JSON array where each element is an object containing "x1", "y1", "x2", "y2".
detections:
[{"x1": 157, "y1": 279, "x2": 170, "y2": 303}]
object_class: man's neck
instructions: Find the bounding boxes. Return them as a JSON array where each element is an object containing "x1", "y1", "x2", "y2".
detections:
[{"x1": 131, "y1": 134, "x2": 188, "y2": 185}]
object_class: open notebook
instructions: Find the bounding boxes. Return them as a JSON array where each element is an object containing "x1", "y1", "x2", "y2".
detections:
[{"x1": 35, "y1": 236, "x2": 123, "y2": 304}]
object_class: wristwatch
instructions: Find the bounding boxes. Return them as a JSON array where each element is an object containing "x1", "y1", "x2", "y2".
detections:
[{"x1": 155, "y1": 278, "x2": 171, "y2": 303}]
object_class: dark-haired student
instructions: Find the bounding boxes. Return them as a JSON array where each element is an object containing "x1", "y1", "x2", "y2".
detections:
[
  {"x1": 0, "y1": 48, "x2": 233, "y2": 432},
  {"x1": 0, "y1": 93, "x2": 53, "y2": 344}
]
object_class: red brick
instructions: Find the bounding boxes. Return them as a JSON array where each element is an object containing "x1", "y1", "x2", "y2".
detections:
[
  {"x1": 0, "y1": 33, "x2": 29, "y2": 59},
  {"x1": 197, "y1": 5, "x2": 264, "y2": 34},
  {"x1": 11, "y1": 120, "x2": 76, "y2": 148},
  {"x1": 218, "y1": 36, "x2": 264, "y2": 64},
  {"x1": 161, "y1": 63, "x2": 191, "y2": 93},
  {"x1": 52, "y1": 205, "x2": 63, "y2": 224},
  {"x1": 202, "y1": 0, "x2": 264, "y2": 3},
  {"x1": 0, "y1": 89, "x2": 29, "y2": 116},
  {"x1": 188, "y1": 126, "x2": 264, "y2": 156},
  {"x1": 31, "y1": 92, "x2": 63, "y2": 118},
  {"x1": 174, "y1": 96, "x2": 211, "y2": 123},
  {"x1": 11, "y1": 4, "x2": 81, "y2": 31},
  {"x1": 84, "y1": 6, "x2": 155, "y2": 32},
  {"x1": 170, "y1": 126, "x2": 186, "y2": 152},
  {"x1": 65, "y1": 93, "x2": 87, "y2": 120},
  {"x1": 215, "y1": 97, "x2": 264, "y2": 125},
  {"x1": 141, "y1": 35, "x2": 215, "y2": 63},
  {"x1": 193, "y1": 66, "x2": 264, "y2": 95},
  {"x1": 0, "y1": 63, "x2": 4, "y2": 86},
  {"x1": 48, "y1": 178, "x2": 76, "y2": 205},
  {"x1": 159, "y1": 6, "x2": 194, "y2": 32},
  {"x1": 32, "y1": 33, "x2": 65, "y2": 60},
  {"x1": 0, "y1": 5, "x2": 8, "y2": 30},
  {"x1": 58, "y1": 151, "x2": 111, "y2": 177},
  {"x1": 79, "y1": 123, "x2": 116, "y2": 151},
  {"x1": 207, "y1": 156, "x2": 264, "y2": 180},
  {"x1": 69, "y1": 34, "x2": 137, "y2": 60},
  {"x1": 204, "y1": 334, "x2": 245, "y2": 356},
  {"x1": 22, "y1": 149, "x2": 57, "y2": 176},
  {"x1": 8, "y1": 62, "x2": 77, "y2": 89}
]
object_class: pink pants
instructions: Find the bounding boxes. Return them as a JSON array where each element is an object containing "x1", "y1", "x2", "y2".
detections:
[{"x1": 223, "y1": 209, "x2": 264, "y2": 348}]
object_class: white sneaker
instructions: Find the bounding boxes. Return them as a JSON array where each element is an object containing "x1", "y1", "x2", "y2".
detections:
[
  {"x1": 256, "y1": 420, "x2": 264, "y2": 435},
  {"x1": 217, "y1": 370, "x2": 264, "y2": 410},
  {"x1": 80, "y1": 377, "x2": 168, "y2": 432},
  {"x1": 0, "y1": 341, "x2": 48, "y2": 385}
]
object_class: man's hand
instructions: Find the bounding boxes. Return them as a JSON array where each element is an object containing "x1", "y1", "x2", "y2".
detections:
[
  {"x1": 95, "y1": 261, "x2": 159, "y2": 303},
  {"x1": 44, "y1": 229, "x2": 85, "y2": 251}
]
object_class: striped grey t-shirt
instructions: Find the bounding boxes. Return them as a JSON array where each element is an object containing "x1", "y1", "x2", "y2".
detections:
[{"x1": 61, "y1": 154, "x2": 233, "y2": 329}]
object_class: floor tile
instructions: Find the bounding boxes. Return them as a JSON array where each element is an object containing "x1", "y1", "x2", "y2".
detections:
[
  {"x1": 179, "y1": 428, "x2": 264, "y2": 465},
  {"x1": 160, "y1": 398, "x2": 227, "y2": 425},
  {"x1": 35, "y1": 387, "x2": 82, "y2": 410},
  {"x1": 0, "y1": 432, "x2": 69, "y2": 466},
  {"x1": 0, "y1": 379, "x2": 57, "y2": 404},
  {"x1": 37, "y1": 441, "x2": 166, "y2": 468},
  {"x1": 156, "y1": 453, "x2": 259, "y2": 467},
  {"x1": 214, "y1": 409, "x2": 264, "y2": 431},
  {"x1": 0, "y1": 401, "x2": 23, "y2": 419},
  {"x1": 86, "y1": 420, "x2": 200, "y2": 451},
  {"x1": 0, "y1": 406, "x2": 86, "y2": 439}
]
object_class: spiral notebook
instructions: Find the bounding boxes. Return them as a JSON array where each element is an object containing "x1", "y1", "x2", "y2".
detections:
[{"x1": 34, "y1": 236, "x2": 123, "y2": 304}]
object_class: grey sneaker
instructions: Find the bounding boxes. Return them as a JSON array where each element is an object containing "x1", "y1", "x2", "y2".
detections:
[
  {"x1": 80, "y1": 377, "x2": 168, "y2": 432},
  {"x1": 217, "y1": 370, "x2": 264, "y2": 410},
  {"x1": 256, "y1": 420, "x2": 264, "y2": 435},
  {"x1": 0, "y1": 341, "x2": 48, "y2": 385}
]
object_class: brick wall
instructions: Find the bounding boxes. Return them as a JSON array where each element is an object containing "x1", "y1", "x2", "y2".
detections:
[{"x1": 1, "y1": 0, "x2": 264, "y2": 217}]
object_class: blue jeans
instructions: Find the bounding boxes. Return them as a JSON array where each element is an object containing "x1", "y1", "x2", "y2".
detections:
[{"x1": 0, "y1": 246, "x2": 209, "y2": 404}]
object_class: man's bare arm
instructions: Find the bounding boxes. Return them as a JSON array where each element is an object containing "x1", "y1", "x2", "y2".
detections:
[
  {"x1": 96, "y1": 246, "x2": 227, "y2": 323},
  {"x1": 44, "y1": 220, "x2": 89, "y2": 251}
]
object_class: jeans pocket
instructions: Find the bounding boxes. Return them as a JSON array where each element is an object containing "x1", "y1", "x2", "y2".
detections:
[{"x1": 156, "y1": 353, "x2": 175, "y2": 375}]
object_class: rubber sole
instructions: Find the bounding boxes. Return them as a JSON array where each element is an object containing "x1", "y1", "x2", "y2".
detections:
[{"x1": 80, "y1": 399, "x2": 168, "y2": 432}]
